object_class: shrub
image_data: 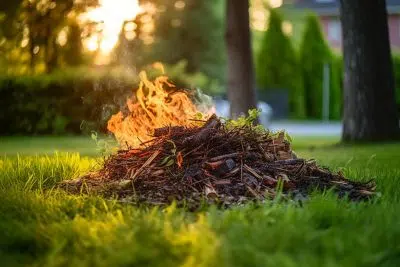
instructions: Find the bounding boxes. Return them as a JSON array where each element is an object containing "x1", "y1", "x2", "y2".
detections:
[
  {"x1": 256, "y1": 8, "x2": 305, "y2": 119},
  {"x1": 299, "y1": 13, "x2": 342, "y2": 120},
  {"x1": 329, "y1": 55, "x2": 343, "y2": 120},
  {"x1": 0, "y1": 68, "x2": 136, "y2": 135},
  {"x1": 148, "y1": 0, "x2": 226, "y2": 84},
  {"x1": 392, "y1": 55, "x2": 400, "y2": 114},
  {"x1": 0, "y1": 63, "x2": 217, "y2": 135}
]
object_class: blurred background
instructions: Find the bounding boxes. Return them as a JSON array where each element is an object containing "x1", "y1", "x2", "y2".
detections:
[{"x1": 0, "y1": 0, "x2": 399, "y2": 138}]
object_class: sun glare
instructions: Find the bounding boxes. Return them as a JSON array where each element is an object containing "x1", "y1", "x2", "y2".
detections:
[{"x1": 80, "y1": 0, "x2": 143, "y2": 64}]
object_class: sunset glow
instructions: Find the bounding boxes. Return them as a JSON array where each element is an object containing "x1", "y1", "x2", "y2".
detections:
[{"x1": 80, "y1": 0, "x2": 143, "y2": 64}]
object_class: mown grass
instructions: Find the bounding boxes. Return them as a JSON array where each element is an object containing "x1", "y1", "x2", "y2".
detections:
[
  {"x1": 0, "y1": 137, "x2": 400, "y2": 266},
  {"x1": 0, "y1": 136, "x2": 103, "y2": 157}
]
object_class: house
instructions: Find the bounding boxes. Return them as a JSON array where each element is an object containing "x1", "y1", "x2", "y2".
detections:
[{"x1": 290, "y1": 0, "x2": 400, "y2": 51}]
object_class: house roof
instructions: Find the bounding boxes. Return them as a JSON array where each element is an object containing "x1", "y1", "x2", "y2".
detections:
[{"x1": 289, "y1": 0, "x2": 400, "y2": 16}]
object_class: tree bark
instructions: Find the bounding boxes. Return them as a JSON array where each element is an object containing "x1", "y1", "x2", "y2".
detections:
[
  {"x1": 225, "y1": 0, "x2": 258, "y2": 118},
  {"x1": 339, "y1": 0, "x2": 399, "y2": 142}
]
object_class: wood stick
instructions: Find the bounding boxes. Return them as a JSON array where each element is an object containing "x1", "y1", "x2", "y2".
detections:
[
  {"x1": 208, "y1": 152, "x2": 241, "y2": 162},
  {"x1": 131, "y1": 150, "x2": 161, "y2": 181}
]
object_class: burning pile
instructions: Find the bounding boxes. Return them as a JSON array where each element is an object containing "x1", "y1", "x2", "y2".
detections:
[
  {"x1": 107, "y1": 71, "x2": 206, "y2": 148},
  {"x1": 61, "y1": 73, "x2": 376, "y2": 207}
]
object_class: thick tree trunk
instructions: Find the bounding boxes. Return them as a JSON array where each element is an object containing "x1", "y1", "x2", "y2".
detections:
[
  {"x1": 225, "y1": 0, "x2": 258, "y2": 118},
  {"x1": 339, "y1": 0, "x2": 399, "y2": 142}
]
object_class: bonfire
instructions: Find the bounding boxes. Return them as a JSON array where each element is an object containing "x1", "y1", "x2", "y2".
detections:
[{"x1": 61, "y1": 71, "x2": 376, "y2": 208}]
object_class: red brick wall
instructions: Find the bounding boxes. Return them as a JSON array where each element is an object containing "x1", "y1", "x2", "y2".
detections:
[
  {"x1": 318, "y1": 14, "x2": 400, "y2": 52},
  {"x1": 320, "y1": 16, "x2": 341, "y2": 50},
  {"x1": 388, "y1": 14, "x2": 400, "y2": 51}
]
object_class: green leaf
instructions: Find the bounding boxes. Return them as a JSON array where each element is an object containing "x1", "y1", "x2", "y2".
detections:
[
  {"x1": 284, "y1": 131, "x2": 293, "y2": 143},
  {"x1": 91, "y1": 131, "x2": 98, "y2": 142},
  {"x1": 165, "y1": 159, "x2": 175, "y2": 167},
  {"x1": 160, "y1": 156, "x2": 172, "y2": 166}
]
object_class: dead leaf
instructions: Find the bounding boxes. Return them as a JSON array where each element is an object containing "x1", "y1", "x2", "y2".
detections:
[{"x1": 177, "y1": 151, "x2": 183, "y2": 168}]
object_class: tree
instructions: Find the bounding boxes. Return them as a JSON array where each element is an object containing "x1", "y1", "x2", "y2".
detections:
[
  {"x1": 19, "y1": 0, "x2": 77, "y2": 73},
  {"x1": 257, "y1": 8, "x2": 305, "y2": 119},
  {"x1": 2, "y1": 0, "x2": 90, "y2": 74},
  {"x1": 299, "y1": 14, "x2": 335, "y2": 119},
  {"x1": 150, "y1": 0, "x2": 225, "y2": 83},
  {"x1": 63, "y1": 22, "x2": 84, "y2": 66},
  {"x1": 339, "y1": 0, "x2": 399, "y2": 141},
  {"x1": 225, "y1": 0, "x2": 258, "y2": 118}
]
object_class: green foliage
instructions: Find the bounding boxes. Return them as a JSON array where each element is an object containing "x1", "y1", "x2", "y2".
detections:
[
  {"x1": 333, "y1": 54, "x2": 400, "y2": 120},
  {"x1": 90, "y1": 131, "x2": 117, "y2": 155},
  {"x1": 223, "y1": 109, "x2": 293, "y2": 142},
  {"x1": 224, "y1": 108, "x2": 263, "y2": 129},
  {"x1": 0, "y1": 67, "x2": 137, "y2": 135},
  {"x1": 392, "y1": 54, "x2": 400, "y2": 114},
  {"x1": 299, "y1": 13, "x2": 342, "y2": 120},
  {"x1": 0, "y1": 0, "x2": 92, "y2": 75},
  {"x1": 256, "y1": 8, "x2": 305, "y2": 119},
  {"x1": 149, "y1": 0, "x2": 226, "y2": 84},
  {"x1": 0, "y1": 63, "x2": 219, "y2": 135},
  {"x1": 329, "y1": 55, "x2": 343, "y2": 120},
  {"x1": 62, "y1": 22, "x2": 85, "y2": 67}
]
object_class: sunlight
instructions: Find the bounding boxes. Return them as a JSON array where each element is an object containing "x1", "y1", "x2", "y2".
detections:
[
  {"x1": 80, "y1": 0, "x2": 143, "y2": 64},
  {"x1": 269, "y1": 0, "x2": 283, "y2": 8}
]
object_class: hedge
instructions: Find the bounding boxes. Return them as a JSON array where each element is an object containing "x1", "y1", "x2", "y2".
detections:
[
  {"x1": 0, "y1": 68, "x2": 136, "y2": 135},
  {"x1": 0, "y1": 63, "x2": 220, "y2": 135},
  {"x1": 256, "y1": 8, "x2": 306, "y2": 119},
  {"x1": 392, "y1": 55, "x2": 400, "y2": 114},
  {"x1": 299, "y1": 13, "x2": 342, "y2": 120}
]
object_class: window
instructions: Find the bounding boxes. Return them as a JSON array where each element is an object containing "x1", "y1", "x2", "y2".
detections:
[{"x1": 327, "y1": 20, "x2": 341, "y2": 42}]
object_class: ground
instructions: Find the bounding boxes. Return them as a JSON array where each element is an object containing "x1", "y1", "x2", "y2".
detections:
[{"x1": 0, "y1": 136, "x2": 400, "y2": 267}]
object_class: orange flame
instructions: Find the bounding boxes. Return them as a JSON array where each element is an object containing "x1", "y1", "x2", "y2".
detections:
[{"x1": 107, "y1": 71, "x2": 209, "y2": 148}]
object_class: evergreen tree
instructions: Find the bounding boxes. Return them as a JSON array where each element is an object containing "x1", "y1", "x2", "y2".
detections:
[
  {"x1": 299, "y1": 13, "x2": 341, "y2": 119},
  {"x1": 256, "y1": 8, "x2": 305, "y2": 118},
  {"x1": 329, "y1": 55, "x2": 342, "y2": 120}
]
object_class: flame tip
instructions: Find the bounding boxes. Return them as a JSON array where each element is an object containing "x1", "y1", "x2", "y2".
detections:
[{"x1": 108, "y1": 71, "x2": 213, "y2": 148}]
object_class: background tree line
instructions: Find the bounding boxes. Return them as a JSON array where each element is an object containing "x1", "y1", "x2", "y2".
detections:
[{"x1": 0, "y1": 0, "x2": 399, "y2": 135}]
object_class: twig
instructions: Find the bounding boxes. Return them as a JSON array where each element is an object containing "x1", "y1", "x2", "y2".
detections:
[
  {"x1": 131, "y1": 150, "x2": 161, "y2": 181},
  {"x1": 208, "y1": 152, "x2": 241, "y2": 162},
  {"x1": 243, "y1": 164, "x2": 264, "y2": 180}
]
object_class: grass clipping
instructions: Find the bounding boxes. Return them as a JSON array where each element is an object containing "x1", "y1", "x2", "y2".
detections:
[{"x1": 61, "y1": 114, "x2": 376, "y2": 207}]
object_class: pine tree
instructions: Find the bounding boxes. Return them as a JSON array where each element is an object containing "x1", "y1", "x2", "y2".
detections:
[
  {"x1": 299, "y1": 13, "x2": 340, "y2": 119},
  {"x1": 256, "y1": 8, "x2": 305, "y2": 118}
]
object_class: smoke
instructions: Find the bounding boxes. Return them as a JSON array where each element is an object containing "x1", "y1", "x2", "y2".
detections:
[{"x1": 191, "y1": 87, "x2": 216, "y2": 115}]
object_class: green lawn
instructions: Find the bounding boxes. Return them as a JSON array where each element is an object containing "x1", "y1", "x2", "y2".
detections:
[
  {"x1": 1, "y1": 136, "x2": 400, "y2": 267},
  {"x1": 0, "y1": 135, "x2": 340, "y2": 156},
  {"x1": 0, "y1": 136, "x2": 103, "y2": 157}
]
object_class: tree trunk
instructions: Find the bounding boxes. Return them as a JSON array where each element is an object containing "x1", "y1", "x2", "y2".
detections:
[
  {"x1": 225, "y1": 0, "x2": 258, "y2": 119},
  {"x1": 339, "y1": 0, "x2": 399, "y2": 142}
]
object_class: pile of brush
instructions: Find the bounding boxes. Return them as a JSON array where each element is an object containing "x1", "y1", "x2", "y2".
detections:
[{"x1": 62, "y1": 115, "x2": 376, "y2": 207}]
